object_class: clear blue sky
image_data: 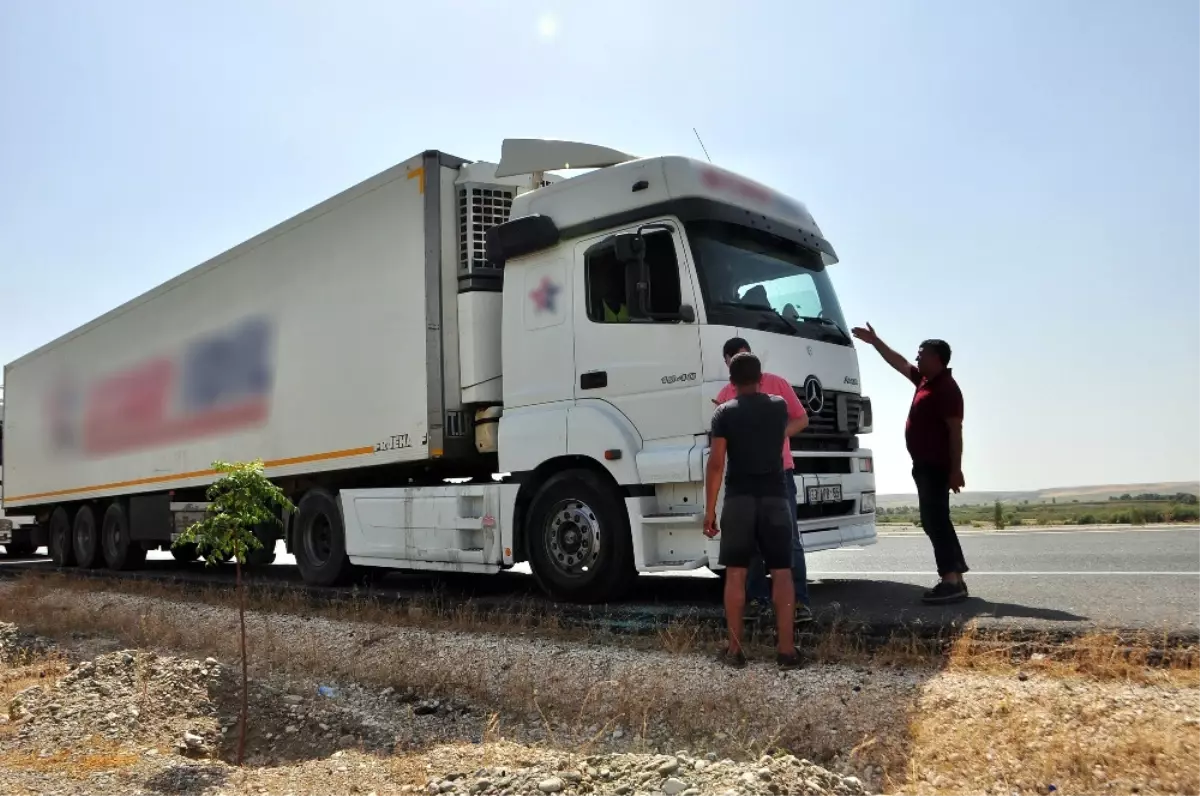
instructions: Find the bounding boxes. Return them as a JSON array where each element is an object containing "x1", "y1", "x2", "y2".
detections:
[{"x1": 2, "y1": 0, "x2": 1197, "y2": 494}]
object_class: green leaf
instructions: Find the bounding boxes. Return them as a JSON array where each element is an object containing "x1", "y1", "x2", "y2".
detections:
[{"x1": 171, "y1": 459, "x2": 296, "y2": 566}]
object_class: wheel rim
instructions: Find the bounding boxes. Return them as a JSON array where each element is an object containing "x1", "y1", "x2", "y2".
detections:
[
  {"x1": 303, "y1": 513, "x2": 333, "y2": 567},
  {"x1": 543, "y1": 498, "x2": 601, "y2": 578}
]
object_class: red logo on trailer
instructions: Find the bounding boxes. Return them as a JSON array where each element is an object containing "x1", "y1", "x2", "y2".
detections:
[{"x1": 44, "y1": 315, "x2": 277, "y2": 458}]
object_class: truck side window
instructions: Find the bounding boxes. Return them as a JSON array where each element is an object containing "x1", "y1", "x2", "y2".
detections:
[{"x1": 585, "y1": 232, "x2": 683, "y2": 323}]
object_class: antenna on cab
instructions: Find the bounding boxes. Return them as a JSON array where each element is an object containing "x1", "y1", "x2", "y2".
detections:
[{"x1": 692, "y1": 128, "x2": 713, "y2": 163}]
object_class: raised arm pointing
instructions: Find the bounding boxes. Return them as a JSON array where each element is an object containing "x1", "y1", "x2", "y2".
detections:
[{"x1": 851, "y1": 322, "x2": 917, "y2": 382}]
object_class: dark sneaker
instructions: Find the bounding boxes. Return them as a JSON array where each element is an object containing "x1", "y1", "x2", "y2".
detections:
[
  {"x1": 921, "y1": 579, "x2": 969, "y2": 604},
  {"x1": 777, "y1": 651, "x2": 806, "y2": 670},
  {"x1": 794, "y1": 604, "x2": 814, "y2": 625},
  {"x1": 717, "y1": 647, "x2": 747, "y2": 668}
]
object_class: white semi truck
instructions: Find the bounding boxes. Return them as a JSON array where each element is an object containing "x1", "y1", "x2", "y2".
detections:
[{"x1": 1, "y1": 139, "x2": 876, "y2": 602}]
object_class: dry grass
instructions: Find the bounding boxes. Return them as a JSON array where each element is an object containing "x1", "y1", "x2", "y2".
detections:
[
  {"x1": 0, "y1": 574, "x2": 924, "y2": 772},
  {"x1": 900, "y1": 669, "x2": 1200, "y2": 795},
  {"x1": 0, "y1": 571, "x2": 945, "y2": 667},
  {"x1": 0, "y1": 740, "x2": 140, "y2": 775},
  {"x1": 0, "y1": 574, "x2": 1197, "y2": 795},
  {"x1": 948, "y1": 625, "x2": 1200, "y2": 686}
]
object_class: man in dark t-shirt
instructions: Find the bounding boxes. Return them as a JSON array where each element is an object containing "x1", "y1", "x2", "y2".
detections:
[
  {"x1": 852, "y1": 322, "x2": 970, "y2": 604},
  {"x1": 704, "y1": 352, "x2": 808, "y2": 668}
]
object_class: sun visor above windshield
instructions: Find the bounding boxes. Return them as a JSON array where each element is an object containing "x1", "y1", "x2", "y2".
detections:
[{"x1": 661, "y1": 158, "x2": 839, "y2": 265}]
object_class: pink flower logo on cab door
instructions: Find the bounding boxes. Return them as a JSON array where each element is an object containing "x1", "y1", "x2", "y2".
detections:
[{"x1": 529, "y1": 276, "x2": 561, "y2": 313}]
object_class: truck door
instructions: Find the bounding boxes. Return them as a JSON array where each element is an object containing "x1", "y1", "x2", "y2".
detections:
[{"x1": 572, "y1": 224, "x2": 704, "y2": 441}]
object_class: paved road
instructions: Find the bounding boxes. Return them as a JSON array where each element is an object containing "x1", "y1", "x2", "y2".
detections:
[
  {"x1": 807, "y1": 525, "x2": 1200, "y2": 634},
  {"x1": 5, "y1": 526, "x2": 1197, "y2": 636}
]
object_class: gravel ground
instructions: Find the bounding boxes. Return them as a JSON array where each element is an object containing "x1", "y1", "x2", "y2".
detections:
[
  {"x1": 0, "y1": 587, "x2": 925, "y2": 768},
  {"x1": 0, "y1": 622, "x2": 868, "y2": 795},
  {"x1": 1, "y1": 581, "x2": 1196, "y2": 795}
]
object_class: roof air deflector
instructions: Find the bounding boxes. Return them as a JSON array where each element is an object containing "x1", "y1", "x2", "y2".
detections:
[{"x1": 494, "y1": 139, "x2": 636, "y2": 178}]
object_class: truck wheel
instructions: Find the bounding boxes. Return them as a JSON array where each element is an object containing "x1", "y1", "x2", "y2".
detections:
[
  {"x1": 4, "y1": 542, "x2": 37, "y2": 558},
  {"x1": 48, "y1": 506, "x2": 76, "y2": 567},
  {"x1": 245, "y1": 523, "x2": 277, "y2": 567},
  {"x1": 526, "y1": 469, "x2": 635, "y2": 603},
  {"x1": 294, "y1": 489, "x2": 352, "y2": 587},
  {"x1": 72, "y1": 506, "x2": 101, "y2": 568},
  {"x1": 171, "y1": 543, "x2": 200, "y2": 563},
  {"x1": 101, "y1": 503, "x2": 146, "y2": 571}
]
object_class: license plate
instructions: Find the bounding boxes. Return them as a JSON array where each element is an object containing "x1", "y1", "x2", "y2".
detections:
[{"x1": 806, "y1": 485, "x2": 843, "y2": 504}]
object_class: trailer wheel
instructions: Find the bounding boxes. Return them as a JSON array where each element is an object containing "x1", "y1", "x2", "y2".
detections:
[
  {"x1": 526, "y1": 469, "x2": 636, "y2": 603},
  {"x1": 101, "y1": 503, "x2": 146, "y2": 571},
  {"x1": 294, "y1": 489, "x2": 352, "y2": 587},
  {"x1": 4, "y1": 542, "x2": 37, "y2": 558},
  {"x1": 72, "y1": 506, "x2": 101, "y2": 569},
  {"x1": 245, "y1": 525, "x2": 278, "y2": 567},
  {"x1": 48, "y1": 506, "x2": 76, "y2": 567},
  {"x1": 171, "y1": 543, "x2": 200, "y2": 563}
]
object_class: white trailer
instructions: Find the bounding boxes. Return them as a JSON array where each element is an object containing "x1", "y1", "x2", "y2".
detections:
[
  {"x1": 2, "y1": 139, "x2": 877, "y2": 602},
  {"x1": 0, "y1": 394, "x2": 42, "y2": 556}
]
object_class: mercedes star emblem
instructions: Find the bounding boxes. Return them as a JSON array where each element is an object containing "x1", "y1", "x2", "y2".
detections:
[{"x1": 803, "y1": 375, "x2": 824, "y2": 414}]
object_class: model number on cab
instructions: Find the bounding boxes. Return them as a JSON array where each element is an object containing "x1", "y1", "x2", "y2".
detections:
[{"x1": 661, "y1": 372, "x2": 697, "y2": 385}]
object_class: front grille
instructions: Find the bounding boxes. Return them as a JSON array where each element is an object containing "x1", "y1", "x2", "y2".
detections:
[
  {"x1": 794, "y1": 387, "x2": 863, "y2": 436},
  {"x1": 797, "y1": 500, "x2": 856, "y2": 521}
]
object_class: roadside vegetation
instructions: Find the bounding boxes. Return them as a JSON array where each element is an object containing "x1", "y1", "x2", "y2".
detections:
[
  {"x1": 879, "y1": 493, "x2": 1200, "y2": 528},
  {"x1": 0, "y1": 574, "x2": 1196, "y2": 795}
]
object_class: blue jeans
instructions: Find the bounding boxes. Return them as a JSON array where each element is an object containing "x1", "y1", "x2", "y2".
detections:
[{"x1": 747, "y1": 474, "x2": 809, "y2": 606}]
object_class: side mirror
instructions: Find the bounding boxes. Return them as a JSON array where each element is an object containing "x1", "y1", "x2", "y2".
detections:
[
  {"x1": 678, "y1": 304, "x2": 696, "y2": 323},
  {"x1": 613, "y1": 233, "x2": 646, "y2": 264}
]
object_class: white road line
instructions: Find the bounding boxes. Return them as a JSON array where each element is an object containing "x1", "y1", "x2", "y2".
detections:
[
  {"x1": 879, "y1": 526, "x2": 1199, "y2": 538},
  {"x1": 809, "y1": 571, "x2": 1200, "y2": 576}
]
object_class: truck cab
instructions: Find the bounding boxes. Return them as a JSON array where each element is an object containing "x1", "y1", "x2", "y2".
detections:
[{"x1": 455, "y1": 140, "x2": 877, "y2": 599}]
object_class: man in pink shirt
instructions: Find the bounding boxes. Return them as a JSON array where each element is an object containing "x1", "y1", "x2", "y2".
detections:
[{"x1": 714, "y1": 337, "x2": 811, "y2": 622}]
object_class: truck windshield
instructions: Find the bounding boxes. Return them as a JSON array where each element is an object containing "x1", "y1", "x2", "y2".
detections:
[{"x1": 686, "y1": 220, "x2": 851, "y2": 345}]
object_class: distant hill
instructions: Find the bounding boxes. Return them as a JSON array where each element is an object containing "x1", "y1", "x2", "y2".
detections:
[{"x1": 878, "y1": 481, "x2": 1200, "y2": 509}]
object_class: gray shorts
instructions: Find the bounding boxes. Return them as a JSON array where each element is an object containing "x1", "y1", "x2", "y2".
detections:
[{"x1": 719, "y1": 495, "x2": 794, "y2": 570}]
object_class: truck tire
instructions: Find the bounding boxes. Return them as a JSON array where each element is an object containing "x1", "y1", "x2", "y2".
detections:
[
  {"x1": 48, "y1": 506, "x2": 76, "y2": 567},
  {"x1": 101, "y1": 503, "x2": 146, "y2": 571},
  {"x1": 72, "y1": 506, "x2": 102, "y2": 568},
  {"x1": 172, "y1": 543, "x2": 200, "y2": 563},
  {"x1": 294, "y1": 489, "x2": 353, "y2": 587},
  {"x1": 526, "y1": 469, "x2": 636, "y2": 603},
  {"x1": 245, "y1": 523, "x2": 277, "y2": 567},
  {"x1": 4, "y1": 542, "x2": 37, "y2": 558}
]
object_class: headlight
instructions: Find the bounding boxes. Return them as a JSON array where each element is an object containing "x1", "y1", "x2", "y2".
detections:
[
  {"x1": 860, "y1": 492, "x2": 876, "y2": 513},
  {"x1": 858, "y1": 457, "x2": 873, "y2": 473}
]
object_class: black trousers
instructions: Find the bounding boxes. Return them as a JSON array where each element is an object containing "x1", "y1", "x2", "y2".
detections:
[{"x1": 912, "y1": 463, "x2": 969, "y2": 577}]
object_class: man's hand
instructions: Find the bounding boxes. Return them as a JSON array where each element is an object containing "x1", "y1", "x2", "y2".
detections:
[
  {"x1": 703, "y1": 512, "x2": 720, "y2": 538},
  {"x1": 949, "y1": 470, "x2": 966, "y2": 493},
  {"x1": 851, "y1": 322, "x2": 880, "y2": 346}
]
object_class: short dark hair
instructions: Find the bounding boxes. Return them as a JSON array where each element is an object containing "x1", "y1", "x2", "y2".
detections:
[
  {"x1": 920, "y1": 339, "x2": 952, "y2": 366},
  {"x1": 728, "y1": 352, "x2": 762, "y2": 387},
  {"x1": 723, "y1": 337, "x2": 751, "y2": 360}
]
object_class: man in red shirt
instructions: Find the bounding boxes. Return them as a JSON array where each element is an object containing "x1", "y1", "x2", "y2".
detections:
[
  {"x1": 714, "y1": 337, "x2": 812, "y2": 622},
  {"x1": 851, "y1": 323, "x2": 969, "y2": 603}
]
